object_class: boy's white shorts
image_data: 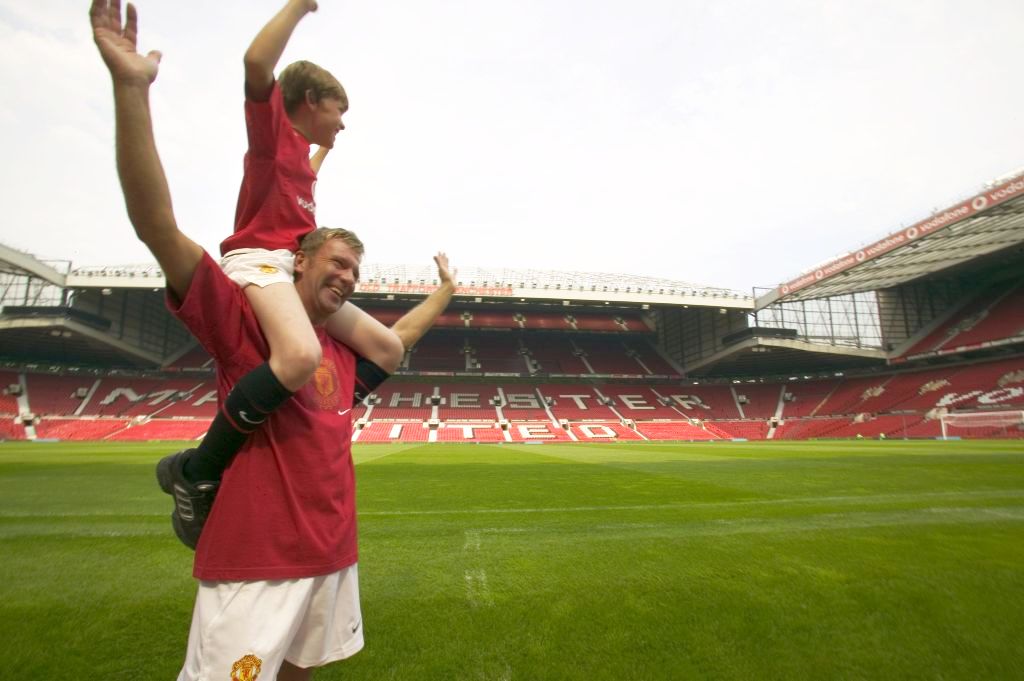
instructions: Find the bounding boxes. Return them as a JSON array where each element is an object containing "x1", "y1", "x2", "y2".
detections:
[
  {"x1": 221, "y1": 248, "x2": 295, "y2": 288},
  {"x1": 176, "y1": 564, "x2": 363, "y2": 681}
]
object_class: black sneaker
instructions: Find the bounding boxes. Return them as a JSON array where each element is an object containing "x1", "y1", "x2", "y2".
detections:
[{"x1": 156, "y1": 449, "x2": 218, "y2": 550}]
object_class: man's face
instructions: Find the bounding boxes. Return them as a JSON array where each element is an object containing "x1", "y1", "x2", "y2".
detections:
[
  {"x1": 311, "y1": 95, "x2": 347, "y2": 148},
  {"x1": 294, "y1": 238, "x2": 361, "y2": 323}
]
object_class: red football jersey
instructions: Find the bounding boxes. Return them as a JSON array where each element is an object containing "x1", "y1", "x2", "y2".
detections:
[
  {"x1": 168, "y1": 253, "x2": 358, "y2": 580},
  {"x1": 221, "y1": 82, "x2": 318, "y2": 256}
]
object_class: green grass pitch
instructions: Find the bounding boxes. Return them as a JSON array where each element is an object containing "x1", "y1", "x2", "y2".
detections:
[{"x1": 2, "y1": 439, "x2": 1023, "y2": 680}]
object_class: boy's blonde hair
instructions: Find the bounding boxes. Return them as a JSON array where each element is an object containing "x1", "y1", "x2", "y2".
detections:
[
  {"x1": 278, "y1": 60, "x2": 348, "y2": 114},
  {"x1": 300, "y1": 227, "x2": 365, "y2": 259}
]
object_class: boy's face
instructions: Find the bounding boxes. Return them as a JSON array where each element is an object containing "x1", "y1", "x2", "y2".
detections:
[{"x1": 311, "y1": 95, "x2": 347, "y2": 148}]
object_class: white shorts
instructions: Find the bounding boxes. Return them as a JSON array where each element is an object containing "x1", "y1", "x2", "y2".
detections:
[
  {"x1": 221, "y1": 248, "x2": 296, "y2": 288},
  {"x1": 176, "y1": 564, "x2": 363, "y2": 680}
]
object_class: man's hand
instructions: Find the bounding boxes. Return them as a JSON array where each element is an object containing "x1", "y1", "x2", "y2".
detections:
[
  {"x1": 434, "y1": 252, "x2": 456, "y2": 289},
  {"x1": 90, "y1": 0, "x2": 161, "y2": 85}
]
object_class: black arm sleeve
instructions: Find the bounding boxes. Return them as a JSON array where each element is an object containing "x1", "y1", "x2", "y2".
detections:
[{"x1": 353, "y1": 357, "x2": 391, "y2": 404}]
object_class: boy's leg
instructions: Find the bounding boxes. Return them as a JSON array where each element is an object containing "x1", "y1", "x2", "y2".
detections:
[
  {"x1": 181, "y1": 281, "x2": 320, "y2": 481},
  {"x1": 325, "y1": 302, "x2": 404, "y2": 373},
  {"x1": 160, "y1": 254, "x2": 322, "y2": 548}
]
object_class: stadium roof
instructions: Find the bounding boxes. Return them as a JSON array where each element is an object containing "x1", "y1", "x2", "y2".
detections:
[
  {"x1": 0, "y1": 249, "x2": 753, "y2": 307},
  {"x1": 757, "y1": 171, "x2": 1024, "y2": 308}
]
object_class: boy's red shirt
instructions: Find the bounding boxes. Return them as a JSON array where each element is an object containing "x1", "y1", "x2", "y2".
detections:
[{"x1": 222, "y1": 82, "x2": 318, "y2": 255}]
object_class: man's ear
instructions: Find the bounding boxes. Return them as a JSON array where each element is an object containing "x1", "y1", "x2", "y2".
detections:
[
  {"x1": 304, "y1": 88, "x2": 317, "y2": 109},
  {"x1": 293, "y1": 250, "x2": 308, "y2": 277}
]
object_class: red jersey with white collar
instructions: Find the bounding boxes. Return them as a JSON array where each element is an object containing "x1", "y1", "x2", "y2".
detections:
[
  {"x1": 168, "y1": 253, "x2": 357, "y2": 581},
  {"x1": 221, "y1": 82, "x2": 318, "y2": 255}
]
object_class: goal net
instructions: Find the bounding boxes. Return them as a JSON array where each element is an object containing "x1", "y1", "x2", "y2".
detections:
[{"x1": 939, "y1": 410, "x2": 1024, "y2": 439}]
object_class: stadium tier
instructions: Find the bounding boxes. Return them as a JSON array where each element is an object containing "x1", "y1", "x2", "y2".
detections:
[
  {"x1": 3, "y1": 180, "x2": 1023, "y2": 443},
  {"x1": 902, "y1": 278, "x2": 1024, "y2": 359},
  {"x1": 3, "y1": 355, "x2": 1020, "y2": 442}
]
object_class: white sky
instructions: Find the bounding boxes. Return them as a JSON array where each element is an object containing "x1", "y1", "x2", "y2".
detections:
[{"x1": 1, "y1": 0, "x2": 1022, "y2": 292}]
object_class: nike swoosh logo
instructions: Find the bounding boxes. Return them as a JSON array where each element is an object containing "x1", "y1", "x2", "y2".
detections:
[
  {"x1": 351, "y1": 620, "x2": 362, "y2": 634},
  {"x1": 238, "y1": 410, "x2": 264, "y2": 425},
  {"x1": 338, "y1": 408, "x2": 351, "y2": 416}
]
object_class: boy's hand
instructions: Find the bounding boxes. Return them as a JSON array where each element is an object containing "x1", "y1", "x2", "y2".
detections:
[
  {"x1": 293, "y1": 0, "x2": 319, "y2": 13},
  {"x1": 90, "y1": 0, "x2": 161, "y2": 85},
  {"x1": 434, "y1": 252, "x2": 456, "y2": 288}
]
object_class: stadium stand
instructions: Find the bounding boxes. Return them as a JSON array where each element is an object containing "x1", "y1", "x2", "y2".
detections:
[
  {"x1": 0, "y1": 371, "x2": 21, "y2": 415},
  {"x1": 34, "y1": 418, "x2": 129, "y2": 441},
  {"x1": 436, "y1": 383, "x2": 501, "y2": 421},
  {"x1": 495, "y1": 384, "x2": 552, "y2": 421},
  {"x1": 707, "y1": 420, "x2": 771, "y2": 440},
  {"x1": 364, "y1": 382, "x2": 436, "y2": 421},
  {"x1": 732, "y1": 384, "x2": 783, "y2": 419},
  {"x1": 3, "y1": 169, "x2": 1023, "y2": 443},
  {"x1": 566, "y1": 421, "x2": 645, "y2": 441},
  {"x1": 164, "y1": 344, "x2": 215, "y2": 371},
  {"x1": 776, "y1": 379, "x2": 842, "y2": 418},
  {"x1": 436, "y1": 422, "x2": 507, "y2": 442},
  {"x1": 903, "y1": 278, "x2": 1024, "y2": 357},
  {"x1": 0, "y1": 417, "x2": 25, "y2": 440},
  {"x1": 540, "y1": 384, "x2": 619, "y2": 421},
  {"x1": 597, "y1": 384, "x2": 689, "y2": 419},
  {"x1": 107, "y1": 418, "x2": 211, "y2": 441},
  {"x1": 524, "y1": 312, "x2": 572, "y2": 330},
  {"x1": 624, "y1": 342, "x2": 680, "y2": 376},
  {"x1": 773, "y1": 417, "x2": 850, "y2": 441},
  {"x1": 3, "y1": 352, "x2": 1020, "y2": 442},
  {"x1": 506, "y1": 421, "x2": 573, "y2": 442},
  {"x1": 668, "y1": 384, "x2": 742, "y2": 420},
  {"x1": 573, "y1": 336, "x2": 647, "y2": 375},
  {"x1": 407, "y1": 332, "x2": 467, "y2": 372},
  {"x1": 23, "y1": 373, "x2": 97, "y2": 416},
  {"x1": 471, "y1": 334, "x2": 530, "y2": 374},
  {"x1": 354, "y1": 421, "x2": 431, "y2": 442},
  {"x1": 937, "y1": 281, "x2": 1024, "y2": 350},
  {"x1": 633, "y1": 421, "x2": 716, "y2": 440},
  {"x1": 528, "y1": 337, "x2": 591, "y2": 374}
]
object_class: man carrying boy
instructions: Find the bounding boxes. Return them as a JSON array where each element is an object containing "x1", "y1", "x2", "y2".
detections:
[
  {"x1": 90, "y1": 2, "x2": 451, "y2": 678},
  {"x1": 154, "y1": 0, "x2": 409, "y2": 548}
]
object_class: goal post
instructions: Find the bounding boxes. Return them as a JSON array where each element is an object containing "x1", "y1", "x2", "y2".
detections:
[{"x1": 939, "y1": 410, "x2": 1024, "y2": 439}]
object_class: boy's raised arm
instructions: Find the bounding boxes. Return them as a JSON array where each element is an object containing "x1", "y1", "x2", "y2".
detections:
[
  {"x1": 90, "y1": 0, "x2": 203, "y2": 301},
  {"x1": 244, "y1": 0, "x2": 319, "y2": 101}
]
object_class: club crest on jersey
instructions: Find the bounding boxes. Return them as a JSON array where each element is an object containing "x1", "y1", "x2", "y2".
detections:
[
  {"x1": 313, "y1": 358, "x2": 340, "y2": 410},
  {"x1": 230, "y1": 654, "x2": 262, "y2": 681},
  {"x1": 258, "y1": 264, "x2": 278, "y2": 274}
]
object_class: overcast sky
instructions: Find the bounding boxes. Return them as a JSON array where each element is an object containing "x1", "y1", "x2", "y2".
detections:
[{"x1": 1, "y1": 0, "x2": 1022, "y2": 292}]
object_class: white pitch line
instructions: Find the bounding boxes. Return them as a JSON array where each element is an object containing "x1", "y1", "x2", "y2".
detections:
[
  {"x1": 463, "y1": 529, "x2": 482, "y2": 550},
  {"x1": 464, "y1": 569, "x2": 494, "y2": 608}
]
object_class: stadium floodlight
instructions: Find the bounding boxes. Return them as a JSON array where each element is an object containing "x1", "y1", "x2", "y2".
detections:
[{"x1": 939, "y1": 411, "x2": 1024, "y2": 439}]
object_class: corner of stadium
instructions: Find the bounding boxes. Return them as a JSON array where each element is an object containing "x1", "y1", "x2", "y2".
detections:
[{"x1": 1, "y1": 171, "x2": 1022, "y2": 443}]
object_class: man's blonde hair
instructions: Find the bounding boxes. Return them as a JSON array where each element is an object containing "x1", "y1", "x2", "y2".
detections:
[
  {"x1": 278, "y1": 60, "x2": 348, "y2": 114},
  {"x1": 299, "y1": 227, "x2": 364, "y2": 258}
]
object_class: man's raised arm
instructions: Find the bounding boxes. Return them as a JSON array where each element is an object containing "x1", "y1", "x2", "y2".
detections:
[
  {"x1": 391, "y1": 252, "x2": 457, "y2": 350},
  {"x1": 90, "y1": 0, "x2": 203, "y2": 301}
]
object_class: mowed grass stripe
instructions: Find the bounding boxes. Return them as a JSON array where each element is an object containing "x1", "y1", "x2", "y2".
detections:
[
  {"x1": 4, "y1": 504, "x2": 1023, "y2": 541},
  {"x1": 4, "y1": 486, "x2": 1022, "y2": 519}
]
